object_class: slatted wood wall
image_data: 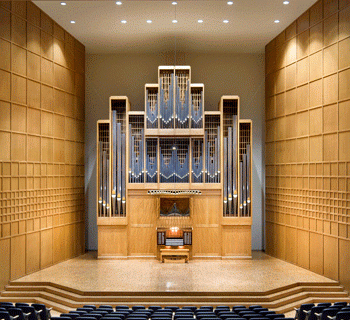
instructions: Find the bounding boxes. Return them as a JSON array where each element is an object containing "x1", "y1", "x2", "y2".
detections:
[
  {"x1": 265, "y1": 0, "x2": 350, "y2": 290},
  {"x1": 0, "y1": 1, "x2": 85, "y2": 289}
]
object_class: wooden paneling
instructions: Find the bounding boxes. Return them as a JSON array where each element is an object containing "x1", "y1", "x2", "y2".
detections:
[
  {"x1": 222, "y1": 226, "x2": 251, "y2": 257},
  {"x1": 0, "y1": 2, "x2": 85, "y2": 288},
  {"x1": 98, "y1": 226, "x2": 128, "y2": 257},
  {"x1": 265, "y1": 0, "x2": 350, "y2": 291}
]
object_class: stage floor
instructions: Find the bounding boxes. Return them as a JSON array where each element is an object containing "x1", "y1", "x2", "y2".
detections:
[{"x1": 14, "y1": 251, "x2": 335, "y2": 293}]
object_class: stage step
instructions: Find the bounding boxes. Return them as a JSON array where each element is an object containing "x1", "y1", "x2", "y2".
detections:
[{"x1": 1, "y1": 281, "x2": 348, "y2": 315}]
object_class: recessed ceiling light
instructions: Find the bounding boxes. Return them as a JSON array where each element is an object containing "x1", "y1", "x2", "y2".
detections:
[
  {"x1": 227, "y1": 1, "x2": 233, "y2": 5},
  {"x1": 116, "y1": 1, "x2": 122, "y2": 5},
  {"x1": 147, "y1": 20, "x2": 152, "y2": 23},
  {"x1": 274, "y1": 19, "x2": 280, "y2": 23},
  {"x1": 172, "y1": 1, "x2": 177, "y2": 5},
  {"x1": 198, "y1": 19, "x2": 203, "y2": 23},
  {"x1": 61, "y1": 2, "x2": 66, "y2": 5},
  {"x1": 70, "y1": 20, "x2": 75, "y2": 24},
  {"x1": 121, "y1": 20, "x2": 127, "y2": 24},
  {"x1": 223, "y1": 19, "x2": 229, "y2": 23},
  {"x1": 172, "y1": 19, "x2": 178, "y2": 23},
  {"x1": 283, "y1": 0, "x2": 289, "y2": 4}
]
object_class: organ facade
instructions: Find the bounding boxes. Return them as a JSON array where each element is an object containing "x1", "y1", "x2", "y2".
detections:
[{"x1": 96, "y1": 66, "x2": 253, "y2": 260}]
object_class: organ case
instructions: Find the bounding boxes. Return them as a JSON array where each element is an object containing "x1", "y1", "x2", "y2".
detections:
[{"x1": 96, "y1": 66, "x2": 252, "y2": 259}]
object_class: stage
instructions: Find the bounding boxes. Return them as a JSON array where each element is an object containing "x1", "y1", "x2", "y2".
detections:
[{"x1": 1, "y1": 252, "x2": 348, "y2": 314}]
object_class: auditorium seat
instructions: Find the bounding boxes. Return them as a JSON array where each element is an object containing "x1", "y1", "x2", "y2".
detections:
[
  {"x1": 60, "y1": 313, "x2": 80, "y2": 319},
  {"x1": 182, "y1": 307, "x2": 197, "y2": 312},
  {"x1": 317, "y1": 305, "x2": 332, "y2": 309},
  {"x1": 8, "y1": 307, "x2": 30, "y2": 320},
  {"x1": 32, "y1": 304, "x2": 52, "y2": 320},
  {"x1": 328, "y1": 311, "x2": 350, "y2": 320},
  {"x1": 315, "y1": 308, "x2": 339, "y2": 320},
  {"x1": 20, "y1": 306, "x2": 40, "y2": 320},
  {"x1": 148, "y1": 307, "x2": 162, "y2": 312},
  {"x1": 77, "y1": 308, "x2": 95, "y2": 314},
  {"x1": 83, "y1": 306, "x2": 97, "y2": 311},
  {"x1": 0, "y1": 303, "x2": 14, "y2": 309},
  {"x1": 295, "y1": 305, "x2": 315, "y2": 320},
  {"x1": 0, "y1": 310, "x2": 17, "y2": 320},
  {"x1": 92, "y1": 311, "x2": 109, "y2": 317},
  {"x1": 265, "y1": 314, "x2": 285, "y2": 320},
  {"x1": 75, "y1": 317, "x2": 99, "y2": 320},
  {"x1": 333, "y1": 303, "x2": 348, "y2": 308},
  {"x1": 88, "y1": 313, "x2": 104, "y2": 320},
  {"x1": 70, "y1": 311, "x2": 88, "y2": 316},
  {"x1": 249, "y1": 307, "x2": 263, "y2": 311},
  {"x1": 305, "y1": 306, "x2": 328, "y2": 320},
  {"x1": 15, "y1": 304, "x2": 30, "y2": 309}
]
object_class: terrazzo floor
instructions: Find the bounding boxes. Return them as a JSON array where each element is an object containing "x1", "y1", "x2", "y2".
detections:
[{"x1": 14, "y1": 251, "x2": 335, "y2": 293}]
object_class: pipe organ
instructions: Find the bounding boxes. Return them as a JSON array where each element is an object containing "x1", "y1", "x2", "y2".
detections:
[{"x1": 96, "y1": 66, "x2": 253, "y2": 260}]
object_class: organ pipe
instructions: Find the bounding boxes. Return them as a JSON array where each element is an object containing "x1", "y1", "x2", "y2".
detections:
[
  {"x1": 146, "y1": 89, "x2": 158, "y2": 129},
  {"x1": 121, "y1": 133, "x2": 126, "y2": 215},
  {"x1": 160, "y1": 74, "x2": 174, "y2": 129},
  {"x1": 223, "y1": 137, "x2": 228, "y2": 216},
  {"x1": 175, "y1": 77, "x2": 189, "y2": 128},
  {"x1": 103, "y1": 150, "x2": 107, "y2": 216},
  {"x1": 117, "y1": 122, "x2": 122, "y2": 214},
  {"x1": 232, "y1": 115, "x2": 238, "y2": 216},
  {"x1": 112, "y1": 111, "x2": 117, "y2": 215},
  {"x1": 246, "y1": 143, "x2": 251, "y2": 216},
  {"x1": 191, "y1": 90, "x2": 203, "y2": 129},
  {"x1": 227, "y1": 127, "x2": 232, "y2": 214},
  {"x1": 242, "y1": 154, "x2": 247, "y2": 216},
  {"x1": 99, "y1": 141, "x2": 103, "y2": 216},
  {"x1": 240, "y1": 161, "x2": 243, "y2": 216}
]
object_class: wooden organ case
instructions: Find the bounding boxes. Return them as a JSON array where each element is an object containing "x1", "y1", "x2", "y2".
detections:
[{"x1": 96, "y1": 66, "x2": 253, "y2": 260}]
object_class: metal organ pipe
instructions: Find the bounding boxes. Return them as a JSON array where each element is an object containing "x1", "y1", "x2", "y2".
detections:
[
  {"x1": 242, "y1": 153, "x2": 247, "y2": 216},
  {"x1": 121, "y1": 133, "x2": 126, "y2": 215},
  {"x1": 102, "y1": 149, "x2": 107, "y2": 216},
  {"x1": 160, "y1": 74, "x2": 174, "y2": 129},
  {"x1": 246, "y1": 143, "x2": 251, "y2": 216},
  {"x1": 227, "y1": 127, "x2": 232, "y2": 215},
  {"x1": 146, "y1": 89, "x2": 158, "y2": 129},
  {"x1": 232, "y1": 115, "x2": 237, "y2": 216},
  {"x1": 112, "y1": 111, "x2": 117, "y2": 215},
  {"x1": 240, "y1": 160, "x2": 243, "y2": 216},
  {"x1": 99, "y1": 141, "x2": 103, "y2": 216},
  {"x1": 175, "y1": 77, "x2": 189, "y2": 128},
  {"x1": 223, "y1": 137, "x2": 228, "y2": 216},
  {"x1": 191, "y1": 90, "x2": 203, "y2": 129}
]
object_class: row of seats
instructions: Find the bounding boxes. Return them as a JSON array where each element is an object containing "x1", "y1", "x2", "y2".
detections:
[
  {"x1": 295, "y1": 303, "x2": 350, "y2": 320},
  {"x1": 0, "y1": 302, "x2": 52, "y2": 320},
  {"x1": 51, "y1": 305, "x2": 291, "y2": 320}
]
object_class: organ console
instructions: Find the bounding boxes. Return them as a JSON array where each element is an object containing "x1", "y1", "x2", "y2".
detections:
[{"x1": 96, "y1": 66, "x2": 253, "y2": 260}]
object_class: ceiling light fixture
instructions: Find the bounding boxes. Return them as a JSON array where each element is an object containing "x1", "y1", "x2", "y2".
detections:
[
  {"x1": 172, "y1": 1, "x2": 177, "y2": 5},
  {"x1": 223, "y1": 19, "x2": 229, "y2": 23},
  {"x1": 274, "y1": 19, "x2": 280, "y2": 23},
  {"x1": 70, "y1": 20, "x2": 75, "y2": 23},
  {"x1": 283, "y1": 0, "x2": 289, "y2": 4},
  {"x1": 198, "y1": 19, "x2": 203, "y2": 23},
  {"x1": 147, "y1": 20, "x2": 152, "y2": 23},
  {"x1": 227, "y1": 1, "x2": 233, "y2": 5},
  {"x1": 172, "y1": 19, "x2": 178, "y2": 23},
  {"x1": 116, "y1": 1, "x2": 122, "y2": 5},
  {"x1": 121, "y1": 20, "x2": 127, "y2": 24},
  {"x1": 61, "y1": 2, "x2": 67, "y2": 5}
]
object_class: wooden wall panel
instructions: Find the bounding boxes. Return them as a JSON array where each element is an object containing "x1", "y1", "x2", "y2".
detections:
[
  {"x1": 98, "y1": 226, "x2": 127, "y2": 257},
  {"x1": 265, "y1": 0, "x2": 350, "y2": 291},
  {"x1": 0, "y1": 1, "x2": 85, "y2": 288},
  {"x1": 222, "y1": 226, "x2": 251, "y2": 257}
]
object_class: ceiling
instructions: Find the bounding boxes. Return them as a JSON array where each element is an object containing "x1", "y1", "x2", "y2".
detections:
[{"x1": 34, "y1": 0, "x2": 318, "y2": 54}]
